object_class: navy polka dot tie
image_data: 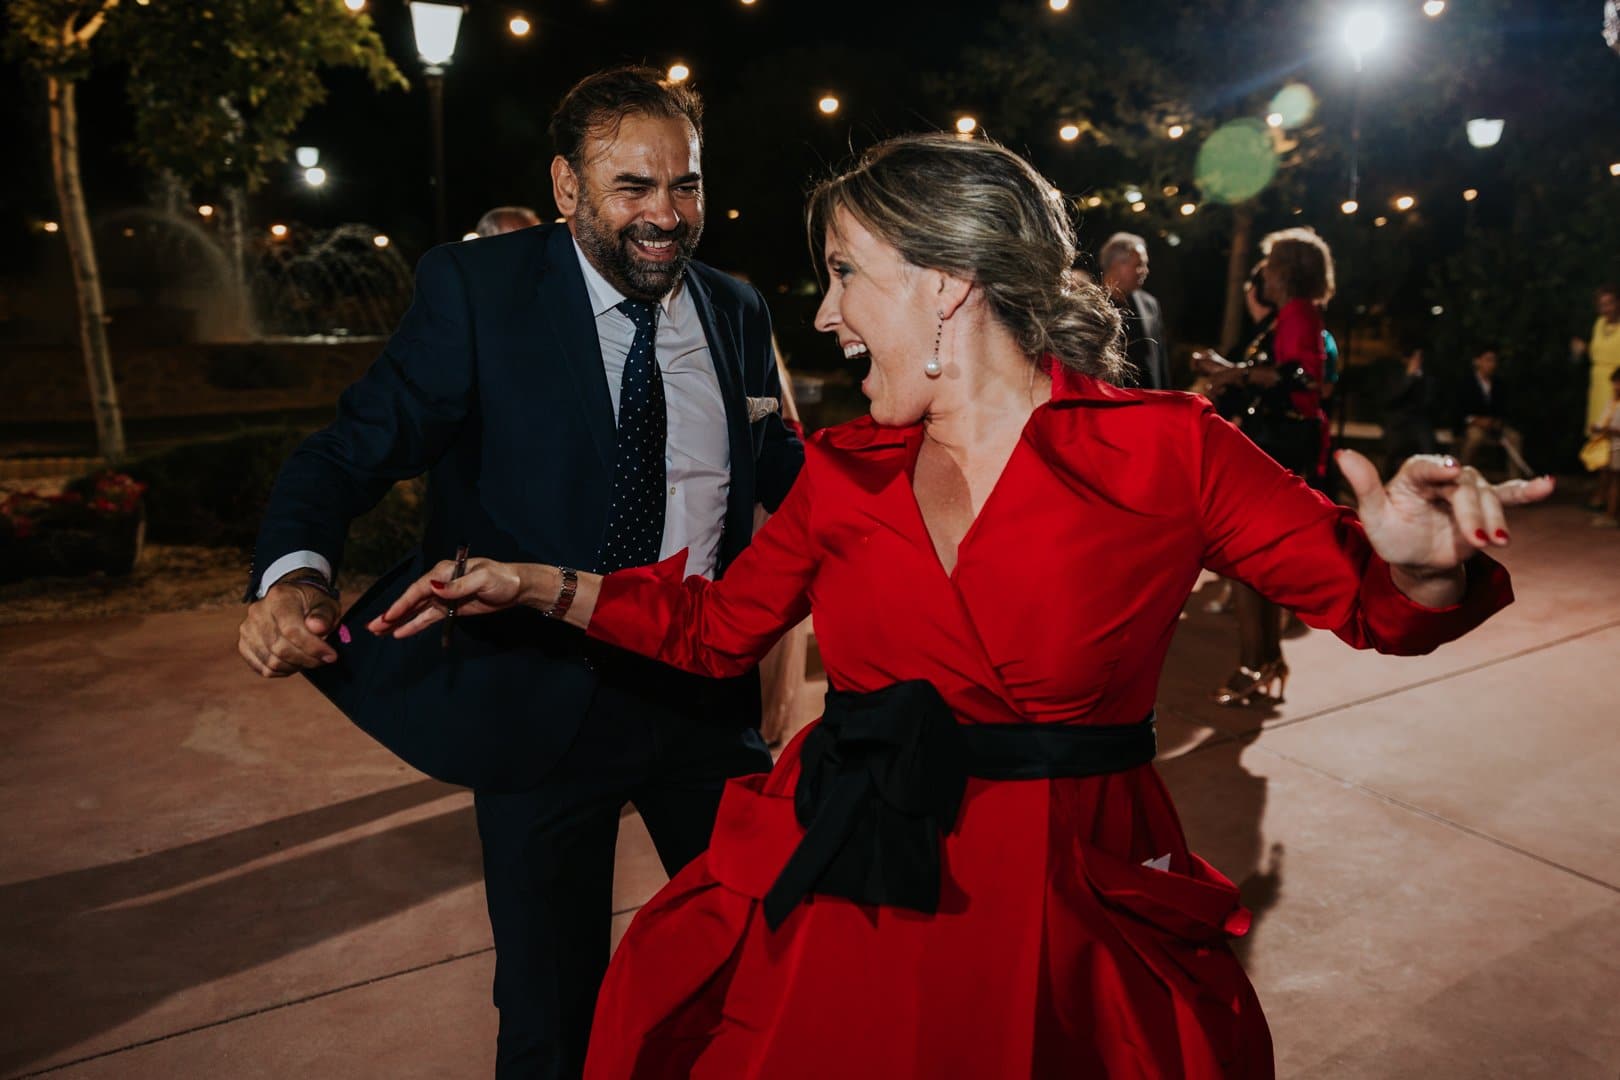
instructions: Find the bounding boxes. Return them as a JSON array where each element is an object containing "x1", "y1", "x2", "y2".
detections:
[{"x1": 597, "y1": 298, "x2": 667, "y2": 572}]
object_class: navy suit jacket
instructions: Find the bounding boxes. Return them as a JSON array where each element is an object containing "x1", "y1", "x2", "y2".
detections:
[{"x1": 250, "y1": 224, "x2": 804, "y2": 790}]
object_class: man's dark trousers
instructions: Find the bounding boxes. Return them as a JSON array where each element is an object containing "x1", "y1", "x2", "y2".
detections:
[{"x1": 478, "y1": 656, "x2": 770, "y2": 1078}]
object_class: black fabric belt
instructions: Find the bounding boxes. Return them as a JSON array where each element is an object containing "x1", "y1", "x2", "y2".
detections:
[{"x1": 761, "y1": 680, "x2": 1157, "y2": 929}]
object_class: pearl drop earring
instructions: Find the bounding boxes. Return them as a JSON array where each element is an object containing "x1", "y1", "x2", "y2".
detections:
[{"x1": 925, "y1": 313, "x2": 944, "y2": 377}]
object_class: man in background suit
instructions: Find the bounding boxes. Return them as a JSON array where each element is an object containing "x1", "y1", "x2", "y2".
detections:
[
  {"x1": 1099, "y1": 231, "x2": 1171, "y2": 391},
  {"x1": 1383, "y1": 342, "x2": 1440, "y2": 471},
  {"x1": 236, "y1": 67, "x2": 802, "y2": 1077},
  {"x1": 1456, "y1": 345, "x2": 1532, "y2": 478}
]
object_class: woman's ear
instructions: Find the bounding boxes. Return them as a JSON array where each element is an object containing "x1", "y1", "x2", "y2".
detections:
[{"x1": 933, "y1": 272, "x2": 975, "y2": 321}]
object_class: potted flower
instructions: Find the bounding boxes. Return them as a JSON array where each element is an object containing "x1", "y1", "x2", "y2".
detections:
[{"x1": 0, "y1": 472, "x2": 147, "y2": 582}]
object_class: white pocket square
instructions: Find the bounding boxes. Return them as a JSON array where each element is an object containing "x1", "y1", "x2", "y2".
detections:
[{"x1": 745, "y1": 396, "x2": 781, "y2": 423}]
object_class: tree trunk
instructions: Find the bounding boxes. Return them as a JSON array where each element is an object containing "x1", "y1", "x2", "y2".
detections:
[
  {"x1": 48, "y1": 74, "x2": 126, "y2": 465},
  {"x1": 224, "y1": 186, "x2": 252, "y2": 339},
  {"x1": 1219, "y1": 202, "x2": 1256, "y2": 355}
]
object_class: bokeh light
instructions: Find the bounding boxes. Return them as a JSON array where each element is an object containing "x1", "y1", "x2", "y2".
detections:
[
  {"x1": 1195, "y1": 119, "x2": 1278, "y2": 204},
  {"x1": 373, "y1": 234, "x2": 390, "y2": 248},
  {"x1": 1340, "y1": 199, "x2": 1359, "y2": 215},
  {"x1": 1167, "y1": 124, "x2": 1185, "y2": 140},
  {"x1": 1462, "y1": 188, "x2": 1479, "y2": 202},
  {"x1": 508, "y1": 16, "x2": 531, "y2": 37},
  {"x1": 818, "y1": 95, "x2": 840, "y2": 114},
  {"x1": 1267, "y1": 83, "x2": 1317, "y2": 129},
  {"x1": 269, "y1": 223, "x2": 289, "y2": 239},
  {"x1": 1059, "y1": 124, "x2": 1080, "y2": 142},
  {"x1": 1422, "y1": 0, "x2": 1445, "y2": 15},
  {"x1": 1394, "y1": 194, "x2": 1416, "y2": 211},
  {"x1": 197, "y1": 204, "x2": 215, "y2": 218},
  {"x1": 955, "y1": 115, "x2": 978, "y2": 135},
  {"x1": 668, "y1": 63, "x2": 690, "y2": 83}
]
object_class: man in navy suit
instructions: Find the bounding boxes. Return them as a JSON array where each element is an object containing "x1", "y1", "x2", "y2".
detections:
[{"x1": 237, "y1": 67, "x2": 802, "y2": 1077}]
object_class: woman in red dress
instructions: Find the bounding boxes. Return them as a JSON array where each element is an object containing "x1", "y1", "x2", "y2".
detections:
[
  {"x1": 374, "y1": 135, "x2": 1551, "y2": 1078},
  {"x1": 1193, "y1": 231, "x2": 1337, "y2": 707}
]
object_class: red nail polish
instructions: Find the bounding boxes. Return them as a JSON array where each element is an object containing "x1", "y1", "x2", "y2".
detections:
[
  {"x1": 1474, "y1": 529, "x2": 1489, "y2": 542},
  {"x1": 1494, "y1": 529, "x2": 1509, "y2": 541},
  {"x1": 430, "y1": 580, "x2": 446, "y2": 590}
]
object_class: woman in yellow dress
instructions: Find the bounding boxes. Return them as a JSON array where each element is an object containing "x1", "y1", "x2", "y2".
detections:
[{"x1": 1586, "y1": 284, "x2": 1620, "y2": 430}]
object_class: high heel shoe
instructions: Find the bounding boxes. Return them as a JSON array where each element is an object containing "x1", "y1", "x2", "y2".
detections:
[{"x1": 1210, "y1": 660, "x2": 1289, "y2": 707}]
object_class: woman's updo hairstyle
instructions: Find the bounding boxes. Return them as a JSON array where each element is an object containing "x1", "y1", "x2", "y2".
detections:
[{"x1": 807, "y1": 133, "x2": 1126, "y2": 383}]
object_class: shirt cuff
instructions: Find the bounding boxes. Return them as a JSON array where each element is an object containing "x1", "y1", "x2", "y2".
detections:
[{"x1": 258, "y1": 551, "x2": 333, "y2": 598}]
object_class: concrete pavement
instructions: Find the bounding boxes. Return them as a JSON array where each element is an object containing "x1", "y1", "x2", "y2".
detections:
[{"x1": 2, "y1": 499, "x2": 1617, "y2": 1078}]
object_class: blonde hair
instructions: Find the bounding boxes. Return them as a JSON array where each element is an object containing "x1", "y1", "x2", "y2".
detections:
[
  {"x1": 807, "y1": 134, "x2": 1126, "y2": 382},
  {"x1": 1260, "y1": 227, "x2": 1335, "y2": 304}
]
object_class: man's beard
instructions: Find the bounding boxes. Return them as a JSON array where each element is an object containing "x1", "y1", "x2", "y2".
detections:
[{"x1": 573, "y1": 191, "x2": 701, "y2": 302}]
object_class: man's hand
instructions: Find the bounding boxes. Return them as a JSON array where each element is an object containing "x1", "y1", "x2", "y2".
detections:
[{"x1": 238, "y1": 575, "x2": 341, "y2": 678}]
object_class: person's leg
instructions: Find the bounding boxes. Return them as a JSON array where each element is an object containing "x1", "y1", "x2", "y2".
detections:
[
  {"x1": 632, "y1": 704, "x2": 772, "y2": 877},
  {"x1": 1499, "y1": 426, "x2": 1533, "y2": 479},
  {"x1": 475, "y1": 787, "x2": 622, "y2": 1080},
  {"x1": 1234, "y1": 582, "x2": 1268, "y2": 670},
  {"x1": 1459, "y1": 424, "x2": 1489, "y2": 470}
]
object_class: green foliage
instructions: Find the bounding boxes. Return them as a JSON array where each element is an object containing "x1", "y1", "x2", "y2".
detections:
[
  {"x1": 5, "y1": 0, "x2": 406, "y2": 190},
  {"x1": 950, "y1": 0, "x2": 1330, "y2": 230},
  {"x1": 111, "y1": 0, "x2": 407, "y2": 192},
  {"x1": 125, "y1": 426, "x2": 307, "y2": 548},
  {"x1": 122, "y1": 426, "x2": 423, "y2": 573},
  {"x1": 4, "y1": 0, "x2": 111, "y2": 80}
]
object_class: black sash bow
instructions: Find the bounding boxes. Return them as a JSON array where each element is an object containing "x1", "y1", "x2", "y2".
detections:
[{"x1": 761, "y1": 680, "x2": 1157, "y2": 930}]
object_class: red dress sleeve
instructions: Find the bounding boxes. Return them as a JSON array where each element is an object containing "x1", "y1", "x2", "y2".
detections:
[
  {"x1": 585, "y1": 461, "x2": 817, "y2": 678},
  {"x1": 1195, "y1": 402, "x2": 1512, "y2": 654}
]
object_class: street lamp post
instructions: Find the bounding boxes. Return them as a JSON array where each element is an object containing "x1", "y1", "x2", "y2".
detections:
[
  {"x1": 1335, "y1": 8, "x2": 1389, "y2": 454},
  {"x1": 409, "y1": 2, "x2": 464, "y2": 242}
]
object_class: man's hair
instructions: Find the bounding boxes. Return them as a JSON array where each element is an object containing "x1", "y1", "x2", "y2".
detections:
[
  {"x1": 1598, "y1": 282, "x2": 1620, "y2": 301},
  {"x1": 1097, "y1": 232, "x2": 1147, "y2": 273},
  {"x1": 549, "y1": 66, "x2": 704, "y2": 171}
]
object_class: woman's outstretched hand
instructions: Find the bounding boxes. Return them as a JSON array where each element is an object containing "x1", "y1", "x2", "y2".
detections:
[
  {"x1": 1337, "y1": 449, "x2": 1554, "y2": 597},
  {"x1": 368, "y1": 557, "x2": 536, "y2": 639}
]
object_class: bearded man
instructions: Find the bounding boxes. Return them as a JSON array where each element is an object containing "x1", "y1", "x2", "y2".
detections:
[{"x1": 236, "y1": 66, "x2": 802, "y2": 1078}]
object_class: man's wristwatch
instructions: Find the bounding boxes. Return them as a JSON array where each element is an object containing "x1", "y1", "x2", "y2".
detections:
[
  {"x1": 277, "y1": 569, "x2": 340, "y2": 604},
  {"x1": 543, "y1": 566, "x2": 578, "y2": 619}
]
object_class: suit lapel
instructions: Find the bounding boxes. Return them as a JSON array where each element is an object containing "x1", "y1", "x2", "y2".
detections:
[
  {"x1": 684, "y1": 268, "x2": 754, "y2": 512},
  {"x1": 534, "y1": 226, "x2": 616, "y2": 470}
]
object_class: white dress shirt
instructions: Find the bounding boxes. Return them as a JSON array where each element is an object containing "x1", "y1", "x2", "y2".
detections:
[
  {"x1": 573, "y1": 239, "x2": 731, "y2": 579},
  {"x1": 257, "y1": 236, "x2": 732, "y2": 595}
]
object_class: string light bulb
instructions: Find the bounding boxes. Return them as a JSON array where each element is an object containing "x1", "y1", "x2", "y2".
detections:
[
  {"x1": 508, "y1": 15, "x2": 531, "y2": 37},
  {"x1": 667, "y1": 63, "x2": 690, "y2": 83},
  {"x1": 373, "y1": 234, "x2": 390, "y2": 248},
  {"x1": 1059, "y1": 124, "x2": 1080, "y2": 142},
  {"x1": 955, "y1": 115, "x2": 978, "y2": 135},
  {"x1": 819, "y1": 95, "x2": 840, "y2": 114},
  {"x1": 1340, "y1": 199, "x2": 1359, "y2": 215},
  {"x1": 1394, "y1": 194, "x2": 1416, "y2": 211}
]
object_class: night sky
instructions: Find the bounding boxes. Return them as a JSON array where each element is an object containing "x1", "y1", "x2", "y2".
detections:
[{"x1": 4, "y1": 0, "x2": 1618, "y2": 369}]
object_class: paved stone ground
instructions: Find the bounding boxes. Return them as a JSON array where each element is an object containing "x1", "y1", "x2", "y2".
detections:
[{"x1": 3, "y1": 499, "x2": 1618, "y2": 1078}]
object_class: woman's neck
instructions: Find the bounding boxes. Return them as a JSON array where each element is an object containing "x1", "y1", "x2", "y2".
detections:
[{"x1": 921, "y1": 332, "x2": 1051, "y2": 460}]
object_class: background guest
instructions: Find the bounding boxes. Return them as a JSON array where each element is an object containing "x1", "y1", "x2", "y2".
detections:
[
  {"x1": 1383, "y1": 342, "x2": 1440, "y2": 472},
  {"x1": 1099, "y1": 231, "x2": 1171, "y2": 390},
  {"x1": 1456, "y1": 346, "x2": 1533, "y2": 479},
  {"x1": 474, "y1": 205, "x2": 541, "y2": 237}
]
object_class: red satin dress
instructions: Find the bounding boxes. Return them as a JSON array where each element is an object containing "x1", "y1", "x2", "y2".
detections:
[{"x1": 582, "y1": 367, "x2": 1512, "y2": 1080}]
